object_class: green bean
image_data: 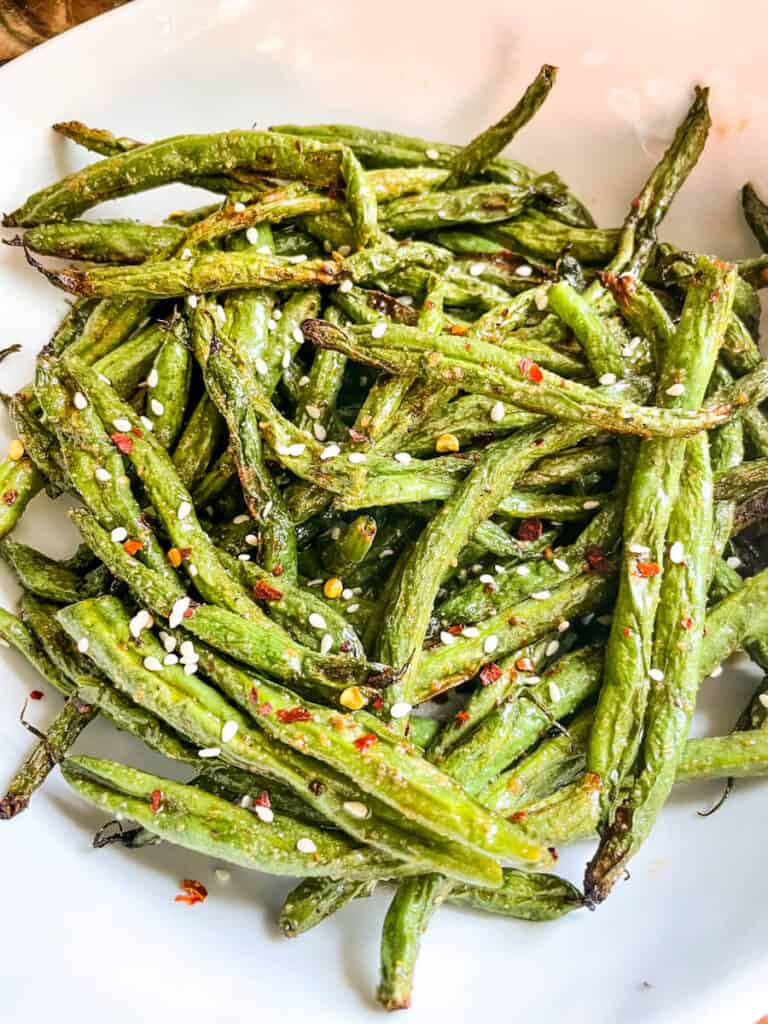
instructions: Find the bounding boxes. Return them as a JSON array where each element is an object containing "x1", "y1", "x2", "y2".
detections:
[
  {"x1": 281, "y1": 878, "x2": 376, "y2": 937},
  {"x1": 0, "y1": 605, "x2": 71, "y2": 693},
  {"x1": 6, "y1": 395, "x2": 68, "y2": 496},
  {"x1": 0, "y1": 538, "x2": 105, "y2": 603},
  {"x1": 18, "y1": 221, "x2": 184, "y2": 263},
  {"x1": 482, "y1": 211, "x2": 619, "y2": 264},
  {"x1": 322, "y1": 515, "x2": 378, "y2": 575},
  {"x1": 380, "y1": 182, "x2": 541, "y2": 235},
  {"x1": 547, "y1": 280, "x2": 624, "y2": 378},
  {"x1": 0, "y1": 457, "x2": 41, "y2": 541},
  {"x1": 143, "y1": 314, "x2": 192, "y2": 448},
  {"x1": 92, "y1": 319, "x2": 165, "y2": 397},
  {"x1": 449, "y1": 869, "x2": 583, "y2": 919},
  {"x1": 741, "y1": 182, "x2": 768, "y2": 250}
]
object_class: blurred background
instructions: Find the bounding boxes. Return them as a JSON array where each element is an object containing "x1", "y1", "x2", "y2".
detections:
[{"x1": 0, "y1": 0, "x2": 126, "y2": 61}]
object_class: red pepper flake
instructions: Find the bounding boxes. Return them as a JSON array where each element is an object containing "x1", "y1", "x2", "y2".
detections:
[
  {"x1": 182, "y1": 606, "x2": 195, "y2": 619},
  {"x1": 179, "y1": 547, "x2": 192, "y2": 559},
  {"x1": 548, "y1": 846, "x2": 559, "y2": 862},
  {"x1": 372, "y1": 694, "x2": 384, "y2": 710},
  {"x1": 543, "y1": 546, "x2": 554, "y2": 561},
  {"x1": 252, "y1": 579, "x2": 283, "y2": 602},
  {"x1": 708, "y1": 287, "x2": 722, "y2": 304},
  {"x1": 517, "y1": 517, "x2": 543, "y2": 542},
  {"x1": 3, "y1": 489, "x2": 18, "y2": 506},
  {"x1": 248, "y1": 686, "x2": 260, "y2": 704},
  {"x1": 277, "y1": 706, "x2": 313, "y2": 723},
  {"x1": 448, "y1": 324, "x2": 469, "y2": 336},
  {"x1": 256, "y1": 702, "x2": 273, "y2": 716},
  {"x1": 515, "y1": 656, "x2": 535, "y2": 673},
  {"x1": 254, "y1": 790, "x2": 271, "y2": 808},
  {"x1": 518, "y1": 357, "x2": 544, "y2": 383},
  {"x1": 623, "y1": 627, "x2": 632, "y2": 638},
  {"x1": 131, "y1": 426, "x2": 143, "y2": 438},
  {"x1": 123, "y1": 539, "x2": 144, "y2": 557},
  {"x1": 110, "y1": 432, "x2": 133, "y2": 454},
  {"x1": 510, "y1": 811, "x2": 527, "y2": 823},
  {"x1": 353, "y1": 732, "x2": 378, "y2": 752},
  {"x1": 272, "y1": 564, "x2": 285, "y2": 577},
  {"x1": 446, "y1": 623, "x2": 463, "y2": 635},
  {"x1": 682, "y1": 616, "x2": 694, "y2": 631},
  {"x1": 630, "y1": 196, "x2": 640, "y2": 209},
  {"x1": 150, "y1": 789, "x2": 162, "y2": 814},
  {"x1": 455, "y1": 710, "x2": 470, "y2": 722},
  {"x1": 635, "y1": 560, "x2": 661, "y2": 578},
  {"x1": 348, "y1": 428, "x2": 367, "y2": 443},
  {"x1": 29, "y1": 690, "x2": 44, "y2": 701},
  {"x1": 174, "y1": 879, "x2": 208, "y2": 906},
  {"x1": 479, "y1": 663, "x2": 503, "y2": 686},
  {"x1": 585, "y1": 545, "x2": 613, "y2": 576}
]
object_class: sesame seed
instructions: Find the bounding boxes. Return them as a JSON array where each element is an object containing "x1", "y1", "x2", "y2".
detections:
[
  {"x1": 163, "y1": 654, "x2": 179, "y2": 666},
  {"x1": 296, "y1": 837, "x2": 317, "y2": 854},
  {"x1": 73, "y1": 391, "x2": 87, "y2": 410},
  {"x1": 666, "y1": 382, "x2": 685, "y2": 397},
  {"x1": 143, "y1": 656, "x2": 163, "y2": 672},
  {"x1": 516, "y1": 264, "x2": 533, "y2": 277},
  {"x1": 161, "y1": 634, "x2": 176, "y2": 653},
  {"x1": 94, "y1": 467, "x2": 111, "y2": 483},
  {"x1": 273, "y1": 309, "x2": 283, "y2": 320},
  {"x1": 629, "y1": 543, "x2": 650, "y2": 555},
  {"x1": 553, "y1": 558, "x2": 569, "y2": 573},
  {"x1": 77, "y1": 637, "x2": 89, "y2": 654},
  {"x1": 233, "y1": 514, "x2": 249, "y2": 524},
  {"x1": 439, "y1": 630, "x2": 456, "y2": 645},
  {"x1": 308, "y1": 612, "x2": 327, "y2": 630},
  {"x1": 320, "y1": 444, "x2": 340, "y2": 461},
  {"x1": 599, "y1": 373, "x2": 617, "y2": 386},
  {"x1": 112, "y1": 417, "x2": 131, "y2": 432},
  {"x1": 490, "y1": 400, "x2": 505, "y2": 423},
  {"x1": 244, "y1": 534, "x2": 258, "y2": 547},
  {"x1": 425, "y1": 148, "x2": 440, "y2": 160},
  {"x1": 147, "y1": 368, "x2": 159, "y2": 388},
  {"x1": 649, "y1": 668, "x2": 664, "y2": 681},
  {"x1": 320, "y1": 634, "x2": 333, "y2": 655},
  {"x1": 534, "y1": 286, "x2": 549, "y2": 310},
  {"x1": 313, "y1": 423, "x2": 327, "y2": 441},
  {"x1": 339, "y1": 277, "x2": 353, "y2": 293},
  {"x1": 337, "y1": 245, "x2": 352, "y2": 257},
  {"x1": 710, "y1": 665, "x2": 723, "y2": 678},
  {"x1": 390, "y1": 701, "x2": 412, "y2": 719},
  {"x1": 111, "y1": 527, "x2": 127, "y2": 543},
  {"x1": 548, "y1": 681, "x2": 562, "y2": 702},
  {"x1": 298, "y1": 375, "x2": 310, "y2": 387},
  {"x1": 582, "y1": 500, "x2": 600, "y2": 510},
  {"x1": 186, "y1": 295, "x2": 199, "y2": 309},
  {"x1": 463, "y1": 627, "x2": 480, "y2": 638},
  {"x1": 150, "y1": 398, "x2": 165, "y2": 416},
  {"x1": 257, "y1": 244, "x2": 271, "y2": 255},
  {"x1": 468, "y1": 262, "x2": 485, "y2": 277},
  {"x1": 582, "y1": 612, "x2": 595, "y2": 625},
  {"x1": 129, "y1": 609, "x2": 153, "y2": 639},
  {"x1": 221, "y1": 720, "x2": 239, "y2": 743},
  {"x1": 237, "y1": 553, "x2": 251, "y2": 562},
  {"x1": 246, "y1": 227, "x2": 259, "y2": 245},
  {"x1": 494, "y1": 565, "x2": 506, "y2": 574},
  {"x1": 215, "y1": 869, "x2": 231, "y2": 883},
  {"x1": 347, "y1": 603, "x2": 360, "y2": 613},
  {"x1": 263, "y1": 500, "x2": 273, "y2": 517},
  {"x1": 343, "y1": 801, "x2": 370, "y2": 819},
  {"x1": 255, "y1": 357, "x2": 269, "y2": 376},
  {"x1": 348, "y1": 452, "x2": 366, "y2": 464},
  {"x1": 483, "y1": 635, "x2": 499, "y2": 654},
  {"x1": 292, "y1": 327, "x2": 304, "y2": 345},
  {"x1": 288, "y1": 254, "x2": 308, "y2": 264},
  {"x1": 180, "y1": 640, "x2": 196, "y2": 659},
  {"x1": 233, "y1": 201, "x2": 246, "y2": 212},
  {"x1": 379, "y1": 548, "x2": 395, "y2": 559},
  {"x1": 330, "y1": 527, "x2": 341, "y2": 541},
  {"x1": 546, "y1": 640, "x2": 560, "y2": 657},
  {"x1": 669, "y1": 541, "x2": 685, "y2": 564},
  {"x1": 254, "y1": 805, "x2": 274, "y2": 823},
  {"x1": 282, "y1": 349, "x2": 291, "y2": 369},
  {"x1": 515, "y1": 564, "x2": 531, "y2": 576},
  {"x1": 479, "y1": 573, "x2": 495, "y2": 584},
  {"x1": 216, "y1": 305, "x2": 226, "y2": 324},
  {"x1": 557, "y1": 619, "x2": 570, "y2": 633},
  {"x1": 181, "y1": 248, "x2": 193, "y2": 260},
  {"x1": 758, "y1": 694, "x2": 768, "y2": 709},
  {"x1": 726, "y1": 556, "x2": 742, "y2": 569},
  {"x1": 198, "y1": 747, "x2": 221, "y2": 758},
  {"x1": 267, "y1": 318, "x2": 277, "y2": 331},
  {"x1": 140, "y1": 416, "x2": 154, "y2": 431},
  {"x1": 531, "y1": 591, "x2": 551, "y2": 600},
  {"x1": 289, "y1": 443, "x2": 306, "y2": 457},
  {"x1": 97, "y1": 373, "x2": 111, "y2": 385},
  {"x1": 184, "y1": 662, "x2": 198, "y2": 675},
  {"x1": 177, "y1": 501, "x2": 192, "y2": 520},
  {"x1": 169, "y1": 596, "x2": 191, "y2": 628},
  {"x1": 371, "y1": 322, "x2": 387, "y2": 339},
  {"x1": 306, "y1": 405, "x2": 323, "y2": 421}
]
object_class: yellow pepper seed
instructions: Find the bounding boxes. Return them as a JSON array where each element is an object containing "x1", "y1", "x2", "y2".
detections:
[
  {"x1": 167, "y1": 547, "x2": 183, "y2": 568},
  {"x1": 323, "y1": 577, "x2": 343, "y2": 600},
  {"x1": 435, "y1": 433, "x2": 460, "y2": 454},
  {"x1": 339, "y1": 686, "x2": 366, "y2": 711},
  {"x1": 8, "y1": 439, "x2": 25, "y2": 461}
]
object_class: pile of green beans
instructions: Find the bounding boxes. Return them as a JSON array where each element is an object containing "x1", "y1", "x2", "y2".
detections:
[{"x1": 4, "y1": 64, "x2": 768, "y2": 1012}]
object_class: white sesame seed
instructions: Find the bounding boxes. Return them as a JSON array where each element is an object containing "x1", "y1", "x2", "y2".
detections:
[
  {"x1": 129, "y1": 609, "x2": 153, "y2": 639},
  {"x1": 343, "y1": 801, "x2": 370, "y2": 819},
  {"x1": 308, "y1": 612, "x2": 327, "y2": 630},
  {"x1": 181, "y1": 248, "x2": 193, "y2": 260},
  {"x1": 337, "y1": 245, "x2": 352, "y2": 257},
  {"x1": 169, "y1": 596, "x2": 191, "y2": 629},
  {"x1": 257, "y1": 244, "x2": 271, "y2": 255},
  {"x1": 161, "y1": 634, "x2": 176, "y2": 653},
  {"x1": 313, "y1": 422, "x2": 327, "y2": 441},
  {"x1": 649, "y1": 668, "x2": 664, "y2": 681},
  {"x1": 390, "y1": 701, "x2": 412, "y2": 719},
  {"x1": 582, "y1": 500, "x2": 600, "y2": 510},
  {"x1": 215, "y1": 868, "x2": 231, "y2": 883},
  {"x1": 306, "y1": 404, "x2": 321, "y2": 420},
  {"x1": 371, "y1": 322, "x2": 387, "y2": 339},
  {"x1": 163, "y1": 654, "x2": 179, "y2": 666},
  {"x1": 77, "y1": 637, "x2": 89, "y2": 654},
  {"x1": 186, "y1": 295, "x2": 199, "y2": 309},
  {"x1": 288, "y1": 254, "x2": 308, "y2": 264},
  {"x1": 216, "y1": 304, "x2": 226, "y2": 325},
  {"x1": 111, "y1": 527, "x2": 127, "y2": 543},
  {"x1": 553, "y1": 558, "x2": 570, "y2": 573},
  {"x1": 516, "y1": 264, "x2": 533, "y2": 277},
  {"x1": 97, "y1": 373, "x2": 111, "y2": 385},
  {"x1": 468, "y1": 262, "x2": 485, "y2": 277},
  {"x1": 710, "y1": 665, "x2": 723, "y2": 678},
  {"x1": 184, "y1": 662, "x2": 198, "y2": 675},
  {"x1": 238, "y1": 553, "x2": 251, "y2": 562},
  {"x1": 463, "y1": 627, "x2": 480, "y2": 638},
  {"x1": 246, "y1": 227, "x2": 260, "y2": 245},
  {"x1": 666, "y1": 382, "x2": 685, "y2": 397},
  {"x1": 669, "y1": 541, "x2": 685, "y2": 564},
  {"x1": 483, "y1": 635, "x2": 499, "y2": 654},
  {"x1": 177, "y1": 500, "x2": 192, "y2": 521},
  {"x1": 629, "y1": 543, "x2": 650, "y2": 555},
  {"x1": 140, "y1": 416, "x2": 154, "y2": 432},
  {"x1": 255, "y1": 357, "x2": 269, "y2": 376},
  {"x1": 478, "y1": 573, "x2": 495, "y2": 585},
  {"x1": 490, "y1": 400, "x2": 505, "y2": 423},
  {"x1": 282, "y1": 349, "x2": 291, "y2": 369},
  {"x1": 759, "y1": 694, "x2": 768, "y2": 709},
  {"x1": 339, "y1": 277, "x2": 353, "y2": 293},
  {"x1": 582, "y1": 612, "x2": 595, "y2": 625},
  {"x1": 221, "y1": 720, "x2": 239, "y2": 743},
  {"x1": 94, "y1": 467, "x2": 111, "y2": 483},
  {"x1": 73, "y1": 391, "x2": 87, "y2": 410},
  {"x1": 548, "y1": 681, "x2": 562, "y2": 702},
  {"x1": 254, "y1": 805, "x2": 274, "y2": 823},
  {"x1": 233, "y1": 201, "x2": 246, "y2": 212},
  {"x1": 292, "y1": 327, "x2": 304, "y2": 345},
  {"x1": 296, "y1": 837, "x2": 317, "y2": 854},
  {"x1": 379, "y1": 548, "x2": 395, "y2": 559},
  {"x1": 347, "y1": 603, "x2": 360, "y2": 613},
  {"x1": 320, "y1": 634, "x2": 333, "y2": 655},
  {"x1": 198, "y1": 747, "x2": 221, "y2": 758},
  {"x1": 348, "y1": 452, "x2": 366, "y2": 464},
  {"x1": 143, "y1": 656, "x2": 163, "y2": 672},
  {"x1": 273, "y1": 309, "x2": 283, "y2": 320},
  {"x1": 425, "y1": 148, "x2": 440, "y2": 160},
  {"x1": 598, "y1": 373, "x2": 617, "y2": 386},
  {"x1": 180, "y1": 640, "x2": 196, "y2": 660},
  {"x1": 439, "y1": 630, "x2": 456, "y2": 645},
  {"x1": 534, "y1": 286, "x2": 549, "y2": 310},
  {"x1": 244, "y1": 534, "x2": 258, "y2": 547},
  {"x1": 147, "y1": 368, "x2": 159, "y2": 389},
  {"x1": 112, "y1": 417, "x2": 131, "y2": 432},
  {"x1": 515, "y1": 564, "x2": 531, "y2": 576},
  {"x1": 289, "y1": 443, "x2": 306, "y2": 457},
  {"x1": 150, "y1": 398, "x2": 165, "y2": 417},
  {"x1": 267, "y1": 318, "x2": 277, "y2": 331},
  {"x1": 263, "y1": 500, "x2": 273, "y2": 517},
  {"x1": 298, "y1": 375, "x2": 310, "y2": 387},
  {"x1": 726, "y1": 556, "x2": 742, "y2": 569},
  {"x1": 494, "y1": 565, "x2": 506, "y2": 574},
  {"x1": 239, "y1": 794, "x2": 253, "y2": 809},
  {"x1": 546, "y1": 640, "x2": 560, "y2": 657},
  {"x1": 531, "y1": 591, "x2": 551, "y2": 600},
  {"x1": 557, "y1": 619, "x2": 570, "y2": 633},
  {"x1": 330, "y1": 527, "x2": 341, "y2": 541},
  {"x1": 233, "y1": 514, "x2": 249, "y2": 524}
]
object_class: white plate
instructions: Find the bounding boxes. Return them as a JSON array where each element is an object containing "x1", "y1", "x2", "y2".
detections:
[{"x1": 1, "y1": 2, "x2": 767, "y2": 1021}]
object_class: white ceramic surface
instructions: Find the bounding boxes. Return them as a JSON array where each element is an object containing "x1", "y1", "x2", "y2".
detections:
[{"x1": 1, "y1": 2, "x2": 767, "y2": 1021}]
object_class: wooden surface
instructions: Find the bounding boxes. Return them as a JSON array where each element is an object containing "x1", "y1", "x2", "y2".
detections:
[{"x1": 0, "y1": 1, "x2": 127, "y2": 61}]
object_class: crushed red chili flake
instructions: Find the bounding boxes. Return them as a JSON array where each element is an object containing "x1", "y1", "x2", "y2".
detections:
[
  {"x1": 248, "y1": 686, "x2": 260, "y2": 704},
  {"x1": 174, "y1": 879, "x2": 208, "y2": 906},
  {"x1": 455, "y1": 710, "x2": 470, "y2": 722},
  {"x1": 623, "y1": 627, "x2": 632, "y2": 638},
  {"x1": 682, "y1": 616, "x2": 694, "y2": 630},
  {"x1": 348, "y1": 428, "x2": 367, "y2": 443},
  {"x1": 372, "y1": 694, "x2": 384, "y2": 710},
  {"x1": 150, "y1": 789, "x2": 162, "y2": 814},
  {"x1": 252, "y1": 579, "x2": 283, "y2": 602},
  {"x1": 585, "y1": 545, "x2": 613, "y2": 576},
  {"x1": 257, "y1": 702, "x2": 273, "y2": 716},
  {"x1": 479, "y1": 663, "x2": 503, "y2": 686},
  {"x1": 277, "y1": 707, "x2": 313, "y2": 723},
  {"x1": 29, "y1": 690, "x2": 44, "y2": 701},
  {"x1": 448, "y1": 324, "x2": 469, "y2": 336},
  {"x1": 131, "y1": 426, "x2": 143, "y2": 438},
  {"x1": 3, "y1": 489, "x2": 18, "y2": 506},
  {"x1": 340, "y1": 640, "x2": 352, "y2": 653},
  {"x1": 182, "y1": 606, "x2": 195, "y2": 619},
  {"x1": 510, "y1": 811, "x2": 527, "y2": 823},
  {"x1": 446, "y1": 623, "x2": 463, "y2": 635},
  {"x1": 110, "y1": 432, "x2": 133, "y2": 454},
  {"x1": 123, "y1": 539, "x2": 144, "y2": 557},
  {"x1": 515, "y1": 656, "x2": 535, "y2": 673},
  {"x1": 518, "y1": 517, "x2": 543, "y2": 542},
  {"x1": 518, "y1": 357, "x2": 544, "y2": 383},
  {"x1": 353, "y1": 732, "x2": 378, "y2": 752},
  {"x1": 271, "y1": 564, "x2": 285, "y2": 577},
  {"x1": 254, "y1": 790, "x2": 271, "y2": 808},
  {"x1": 635, "y1": 560, "x2": 661, "y2": 578},
  {"x1": 179, "y1": 547, "x2": 192, "y2": 559},
  {"x1": 548, "y1": 846, "x2": 559, "y2": 862},
  {"x1": 543, "y1": 546, "x2": 554, "y2": 561}
]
